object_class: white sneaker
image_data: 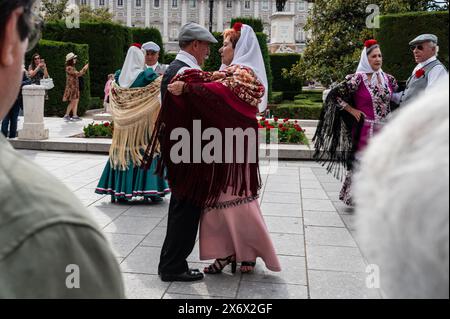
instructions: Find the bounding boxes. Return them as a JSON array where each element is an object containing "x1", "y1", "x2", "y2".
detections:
[
  {"x1": 71, "y1": 116, "x2": 82, "y2": 121},
  {"x1": 63, "y1": 115, "x2": 71, "y2": 121}
]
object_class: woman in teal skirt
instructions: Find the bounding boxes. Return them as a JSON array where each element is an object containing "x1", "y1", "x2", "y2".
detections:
[{"x1": 95, "y1": 45, "x2": 169, "y2": 203}]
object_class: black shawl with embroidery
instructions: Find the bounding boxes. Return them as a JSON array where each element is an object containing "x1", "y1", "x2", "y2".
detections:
[{"x1": 312, "y1": 81, "x2": 365, "y2": 181}]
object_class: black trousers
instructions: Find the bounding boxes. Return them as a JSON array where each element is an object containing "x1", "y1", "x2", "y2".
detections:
[{"x1": 158, "y1": 194, "x2": 202, "y2": 275}]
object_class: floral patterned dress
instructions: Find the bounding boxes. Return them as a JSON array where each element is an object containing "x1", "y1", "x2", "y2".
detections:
[
  {"x1": 63, "y1": 66, "x2": 86, "y2": 102},
  {"x1": 339, "y1": 72, "x2": 398, "y2": 205}
]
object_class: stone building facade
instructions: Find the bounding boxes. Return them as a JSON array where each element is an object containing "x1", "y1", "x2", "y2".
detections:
[{"x1": 70, "y1": 0, "x2": 312, "y2": 52}]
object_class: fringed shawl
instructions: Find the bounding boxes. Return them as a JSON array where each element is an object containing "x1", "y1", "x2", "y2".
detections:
[
  {"x1": 109, "y1": 77, "x2": 162, "y2": 170},
  {"x1": 313, "y1": 79, "x2": 365, "y2": 181},
  {"x1": 142, "y1": 68, "x2": 263, "y2": 208}
]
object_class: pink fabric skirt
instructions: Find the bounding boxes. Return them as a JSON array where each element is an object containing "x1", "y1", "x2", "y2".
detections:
[{"x1": 199, "y1": 190, "x2": 282, "y2": 272}]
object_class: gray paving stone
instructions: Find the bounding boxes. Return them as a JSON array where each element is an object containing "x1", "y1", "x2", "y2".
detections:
[
  {"x1": 264, "y1": 182, "x2": 301, "y2": 193},
  {"x1": 86, "y1": 207, "x2": 124, "y2": 228},
  {"x1": 141, "y1": 227, "x2": 167, "y2": 247},
  {"x1": 305, "y1": 226, "x2": 356, "y2": 247},
  {"x1": 261, "y1": 203, "x2": 302, "y2": 217},
  {"x1": 326, "y1": 192, "x2": 340, "y2": 201},
  {"x1": 316, "y1": 175, "x2": 340, "y2": 183},
  {"x1": 321, "y1": 182, "x2": 343, "y2": 192},
  {"x1": 241, "y1": 255, "x2": 307, "y2": 286},
  {"x1": 122, "y1": 273, "x2": 170, "y2": 299},
  {"x1": 307, "y1": 245, "x2": 367, "y2": 273},
  {"x1": 158, "y1": 216, "x2": 168, "y2": 227},
  {"x1": 237, "y1": 282, "x2": 308, "y2": 299},
  {"x1": 301, "y1": 188, "x2": 328, "y2": 199},
  {"x1": 304, "y1": 211, "x2": 345, "y2": 227},
  {"x1": 308, "y1": 270, "x2": 381, "y2": 299},
  {"x1": 299, "y1": 174, "x2": 318, "y2": 181},
  {"x1": 103, "y1": 216, "x2": 160, "y2": 235},
  {"x1": 262, "y1": 192, "x2": 301, "y2": 204},
  {"x1": 300, "y1": 180, "x2": 323, "y2": 189},
  {"x1": 267, "y1": 167, "x2": 299, "y2": 176},
  {"x1": 265, "y1": 216, "x2": 303, "y2": 234},
  {"x1": 267, "y1": 175, "x2": 299, "y2": 185},
  {"x1": 123, "y1": 203, "x2": 169, "y2": 218},
  {"x1": 302, "y1": 199, "x2": 336, "y2": 212},
  {"x1": 332, "y1": 201, "x2": 354, "y2": 214},
  {"x1": 105, "y1": 233, "x2": 145, "y2": 258},
  {"x1": 271, "y1": 233, "x2": 305, "y2": 256},
  {"x1": 340, "y1": 213, "x2": 357, "y2": 231},
  {"x1": 167, "y1": 268, "x2": 241, "y2": 298},
  {"x1": 121, "y1": 246, "x2": 161, "y2": 275}
]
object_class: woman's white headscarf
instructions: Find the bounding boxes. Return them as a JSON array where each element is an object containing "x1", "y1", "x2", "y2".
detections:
[
  {"x1": 220, "y1": 24, "x2": 268, "y2": 113},
  {"x1": 118, "y1": 46, "x2": 146, "y2": 88},
  {"x1": 356, "y1": 46, "x2": 386, "y2": 87}
]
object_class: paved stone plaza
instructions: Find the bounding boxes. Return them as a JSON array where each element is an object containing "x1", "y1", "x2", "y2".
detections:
[{"x1": 17, "y1": 149, "x2": 382, "y2": 299}]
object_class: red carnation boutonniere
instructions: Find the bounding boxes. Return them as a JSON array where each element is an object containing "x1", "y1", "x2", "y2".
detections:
[
  {"x1": 364, "y1": 39, "x2": 378, "y2": 48},
  {"x1": 415, "y1": 68, "x2": 425, "y2": 78},
  {"x1": 233, "y1": 22, "x2": 243, "y2": 32},
  {"x1": 131, "y1": 43, "x2": 142, "y2": 49}
]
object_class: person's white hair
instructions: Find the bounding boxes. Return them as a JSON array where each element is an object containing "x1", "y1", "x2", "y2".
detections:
[{"x1": 354, "y1": 78, "x2": 449, "y2": 299}]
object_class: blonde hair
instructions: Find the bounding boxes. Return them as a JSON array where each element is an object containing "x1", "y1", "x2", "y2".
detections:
[{"x1": 223, "y1": 28, "x2": 240, "y2": 48}]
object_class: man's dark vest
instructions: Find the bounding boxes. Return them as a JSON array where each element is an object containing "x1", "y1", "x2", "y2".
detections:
[
  {"x1": 400, "y1": 59, "x2": 446, "y2": 106},
  {"x1": 161, "y1": 59, "x2": 190, "y2": 101}
]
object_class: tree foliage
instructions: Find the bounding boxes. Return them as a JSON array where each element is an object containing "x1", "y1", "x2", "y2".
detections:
[
  {"x1": 285, "y1": 0, "x2": 449, "y2": 87},
  {"x1": 40, "y1": 1, "x2": 113, "y2": 23}
]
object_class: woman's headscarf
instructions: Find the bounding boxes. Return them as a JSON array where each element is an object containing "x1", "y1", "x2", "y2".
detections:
[
  {"x1": 221, "y1": 24, "x2": 268, "y2": 113},
  {"x1": 356, "y1": 40, "x2": 386, "y2": 87},
  {"x1": 118, "y1": 46, "x2": 146, "y2": 88}
]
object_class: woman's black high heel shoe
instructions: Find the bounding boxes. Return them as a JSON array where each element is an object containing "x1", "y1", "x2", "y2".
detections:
[{"x1": 204, "y1": 255, "x2": 237, "y2": 274}]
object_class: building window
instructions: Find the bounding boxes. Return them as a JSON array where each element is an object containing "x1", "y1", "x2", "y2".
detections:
[
  {"x1": 117, "y1": 0, "x2": 123, "y2": 7},
  {"x1": 226, "y1": 1, "x2": 232, "y2": 9},
  {"x1": 136, "y1": 0, "x2": 142, "y2": 7},
  {"x1": 99, "y1": 0, "x2": 105, "y2": 5},
  {"x1": 298, "y1": 0, "x2": 306, "y2": 11},
  {"x1": 154, "y1": 0, "x2": 160, "y2": 8},
  {"x1": 244, "y1": 1, "x2": 250, "y2": 10},
  {"x1": 172, "y1": 0, "x2": 178, "y2": 8},
  {"x1": 261, "y1": 0, "x2": 269, "y2": 10},
  {"x1": 81, "y1": 0, "x2": 87, "y2": 5},
  {"x1": 190, "y1": 0, "x2": 196, "y2": 8},
  {"x1": 170, "y1": 26, "x2": 179, "y2": 40}
]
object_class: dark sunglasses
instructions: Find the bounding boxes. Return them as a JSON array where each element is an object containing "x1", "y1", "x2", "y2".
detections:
[{"x1": 410, "y1": 44, "x2": 424, "y2": 51}]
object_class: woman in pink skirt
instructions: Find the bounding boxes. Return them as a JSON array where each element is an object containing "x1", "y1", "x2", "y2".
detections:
[{"x1": 168, "y1": 24, "x2": 281, "y2": 274}]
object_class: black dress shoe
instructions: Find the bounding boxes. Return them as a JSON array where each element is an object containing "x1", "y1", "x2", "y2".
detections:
[
  {"x1": 160, "y1": 269, "x2": 204, "y2": 282},
  {"x1": 158, "y1": 268, "x2": 199, "y2": 276}
]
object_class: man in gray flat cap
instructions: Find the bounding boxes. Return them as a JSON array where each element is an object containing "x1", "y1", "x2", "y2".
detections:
[
  {"x1": 157, "y1": 22, "x2": 217, "y2": 282},
  {"x1": 393, "y1": 34, "x2": 448, "y2": 107},
  {"x1": 142, "y1": 41, "x2": 168, "y2": 75}
]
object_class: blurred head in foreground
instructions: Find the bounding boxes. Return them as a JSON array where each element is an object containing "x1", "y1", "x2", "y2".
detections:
[{"x1": 354, "y1": 78, "x2": 449, "y2": 299}]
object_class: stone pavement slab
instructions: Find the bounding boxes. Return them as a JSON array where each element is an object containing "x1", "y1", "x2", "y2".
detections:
[{"x1": 16, "y1": 149, "x2": 381, "y2": 299}]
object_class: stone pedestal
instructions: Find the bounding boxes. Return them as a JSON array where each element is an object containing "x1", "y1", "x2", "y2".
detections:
[
  {"x1": 93, "y1": 102, "x2": 113, "y2": 122},
  {"x1": 270, "y1": 12, "x2": 296, "y2": 52},
  {"x1": 18, "y1": 85, "x2": 49, "y2": 140}
]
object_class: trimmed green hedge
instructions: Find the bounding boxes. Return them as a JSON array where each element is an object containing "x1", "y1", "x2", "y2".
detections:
[
  {"x1": 26, "y1": 39, "x2": 91, "y2": 117},
  {"x1": 203, "y1": 32, "x2": 273, "y2": 100},
  {"x1": 376, "y1": 11, "x2": 449, "y2": 81},
  {"x1": 230, "y1": 17, "x2": 264, "y2": 32},
  {"x1": 164, "y1": 53, "x2": 177, "y2": 65},
  {"x1": 43, "y1": 22, "x2": 133, "y2": 98},
  {"x1": 270, "y1": 53, "x2": 302, "y2": 98},
  {"x1": 131, "y1": 27, "x2": 165, "y2": 63},
  {"x1": 273, "y1": 104, "x2": 322, "y2": 120},
  {"x1": 270, "y1": 91, "x2": 284, "y2": 104}
]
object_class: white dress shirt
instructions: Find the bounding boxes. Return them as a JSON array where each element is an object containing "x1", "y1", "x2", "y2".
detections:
[{"x1": 175, "y1": 50, "x2": 202, "y2": 75}]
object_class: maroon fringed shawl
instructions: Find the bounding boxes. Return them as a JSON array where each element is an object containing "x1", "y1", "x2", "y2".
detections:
[{"x1": 142, "y1": 68, "x2": 263, "y2": 208}]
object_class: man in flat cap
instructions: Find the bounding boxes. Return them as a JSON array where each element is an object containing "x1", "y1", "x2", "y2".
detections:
[
  {"x1": 142, "y1": 41, "x2": 168, "y2": 75},
  {"x1": 393, "y1": 34, "x2": 448, "y2": 107},
  {"x1": 157, "y1": 22, "x2": 217, "y2": 282}
]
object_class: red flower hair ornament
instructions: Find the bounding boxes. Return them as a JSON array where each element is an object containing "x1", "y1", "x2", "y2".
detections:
[
  {"x1": 233, "y1": 22, "x2": 243, "y2": 32},
  {"x1": 131, "y1": 43, "x2": 142, "y2": 49},
  {"x1": 364, "y1": 39, "x2": 378, "y2": 48}
]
